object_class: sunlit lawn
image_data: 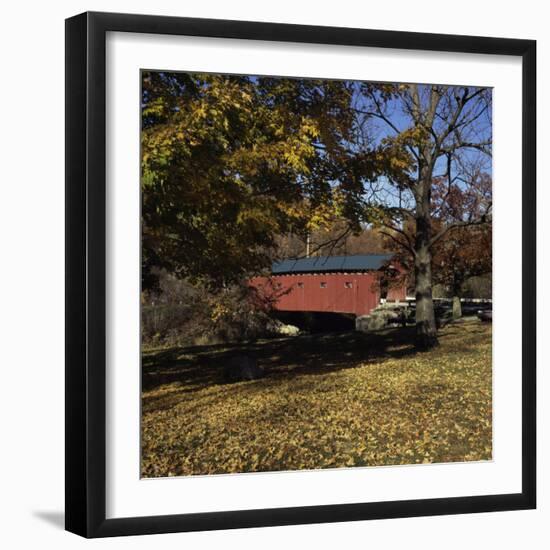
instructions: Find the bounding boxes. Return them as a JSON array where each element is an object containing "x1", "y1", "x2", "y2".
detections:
[{"x1": 141, "y1": 321, "x2": 492, "y2": 478}]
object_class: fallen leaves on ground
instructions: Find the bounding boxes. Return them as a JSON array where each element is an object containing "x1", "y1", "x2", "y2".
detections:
[{"x1": 141, "y1": 322, "x2": 492, "y2": 477}]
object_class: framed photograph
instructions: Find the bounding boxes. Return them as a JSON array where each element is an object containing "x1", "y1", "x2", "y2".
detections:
[{"x1": 65, "y1": 11, "x2": 536, "y2": 538}]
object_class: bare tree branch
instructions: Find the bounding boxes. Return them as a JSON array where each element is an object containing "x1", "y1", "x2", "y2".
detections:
[
  {"x1": 429, "y1": 209, "x2": 492, "y2": 248},
  {"x1": 295, "y1": 224, "x2": 354, "y2": 259},
  {"x1": 380, "y1": 229, "x2": 416, "y2": 257}
]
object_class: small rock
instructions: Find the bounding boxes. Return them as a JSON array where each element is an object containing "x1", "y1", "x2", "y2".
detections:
[{"x1": 268, "y1": 319, "x2": 300, "y2": 337}]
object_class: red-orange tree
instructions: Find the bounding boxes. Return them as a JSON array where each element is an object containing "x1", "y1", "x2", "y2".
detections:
[{"x1": 430, "y1": 173, "x2": 492, "y2": 314}]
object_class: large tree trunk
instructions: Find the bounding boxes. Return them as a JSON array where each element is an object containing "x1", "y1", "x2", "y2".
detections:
[
  {"x1": 414, "y1": 243, "x2": 438, "y2": 349},
  {"x1": 414, "y1": 166, "x2": 439, "y2": 350}
]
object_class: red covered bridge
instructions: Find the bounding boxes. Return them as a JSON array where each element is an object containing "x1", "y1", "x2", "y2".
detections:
[{"x1": 250, "y1": 254, "x2": 407, "y2": 317}]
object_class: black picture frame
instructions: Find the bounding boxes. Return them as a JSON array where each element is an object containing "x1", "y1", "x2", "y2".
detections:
[{"x1": 65, "y1": 11, "x2": 536, "y2": 538}]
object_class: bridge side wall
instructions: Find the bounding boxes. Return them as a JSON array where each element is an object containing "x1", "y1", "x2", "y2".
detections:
[{"x1": 250, "y1": 272, "x2": 387, "y2": 316}]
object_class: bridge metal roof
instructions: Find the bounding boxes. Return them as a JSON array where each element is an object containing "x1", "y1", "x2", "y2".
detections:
[{"x1": 272, "y1": 254, "x2": 394, "y2": 275}]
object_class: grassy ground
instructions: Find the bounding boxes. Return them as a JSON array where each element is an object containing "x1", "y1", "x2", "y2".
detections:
[{"x1": 141, "y1": 321, "x2": 492, "y2": 477}]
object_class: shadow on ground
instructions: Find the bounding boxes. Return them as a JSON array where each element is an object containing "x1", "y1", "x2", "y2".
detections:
[{"x1": 142, "y1": 324, "x2": 483, "y2": 404}]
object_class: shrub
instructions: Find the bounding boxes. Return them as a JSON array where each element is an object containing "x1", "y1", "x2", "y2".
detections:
[{"x1": 141, "y1": 270, "x2": 273, "y2": 348}]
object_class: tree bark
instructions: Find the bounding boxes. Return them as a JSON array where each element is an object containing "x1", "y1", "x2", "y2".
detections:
[
  {"x1": 414, "y1": 243, "x2": 438, "y2": 349},
  {"x1": 452, "y1": 296, "x2": 462, "y2": 319},
  {"x1": 414, "y1": 166, "x2": 439, "y2": 350},
  {"x1": 452, "y1": 274, "x2": 462, "y2": 319}
]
